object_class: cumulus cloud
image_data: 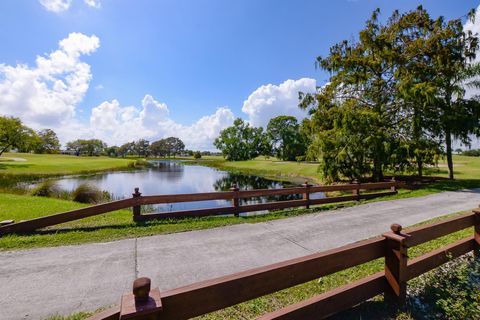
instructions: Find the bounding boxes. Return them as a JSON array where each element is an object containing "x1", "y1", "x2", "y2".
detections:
[
  {"x1": 0, "y1": 32, "x2": 100, "y2": 128},
  {"x1": 39, "y1": 0, "x2": 101, "y2": 12},
  {"x1": 242, "y1": 78, "x2": 316, "y2": 128},
  {"x1": 39, "y1": 0, "x2": 72, "y2": 12},
  {"x1": 90, "y1": 95, "x2": 235, "y2": 150},
  {"x1": 84, "y1": 0, "x2": 101, "y2": 8}
]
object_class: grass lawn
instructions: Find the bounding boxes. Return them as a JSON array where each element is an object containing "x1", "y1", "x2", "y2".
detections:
[
  {"x1": 0, "y1": 192, "x2": 357, "y2": 251},
  {"x1": 0, "y1": 152, "x2": 134, "y2": 176},
  {"x1": 192, "y1": 154, "x2": 480, "y2": 185}
]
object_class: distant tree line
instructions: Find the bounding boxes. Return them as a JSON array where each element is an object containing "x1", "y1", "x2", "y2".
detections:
[{"x1": 0, "y1": 115, "x2": 197, "y2": 158}]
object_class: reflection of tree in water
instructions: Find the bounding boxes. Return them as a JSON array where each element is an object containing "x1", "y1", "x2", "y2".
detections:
[
  {"x1": 213, "y1": 174, "x2": 302, "y2": 204},
  {"x1": 150, "y1": 160, "x2": 185, "y2": 180}
]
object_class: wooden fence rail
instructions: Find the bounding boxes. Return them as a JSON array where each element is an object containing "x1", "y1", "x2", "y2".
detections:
[
  {"x1": 0, "y1": 181, "x2": 401, "y2": 236},
  {"x1": 88, "y1": 210, "x2": 480, "y2": 320}
]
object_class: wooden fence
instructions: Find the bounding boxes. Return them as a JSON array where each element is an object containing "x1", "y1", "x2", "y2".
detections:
[
  {"x1": 0, "y1": 180, "x2": 400, "y2": 236},
  {"x1": 88, "y1": 210, "x2": 480, "y2": 320}
]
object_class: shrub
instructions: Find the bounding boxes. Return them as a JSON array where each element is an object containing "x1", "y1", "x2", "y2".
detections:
[
  {"x1": 407, "y1": 254, "x2": 480, "y2": 320},
  {"x1": 72, "y1": 183, "x2": 104, "y2": 204},
  {"x1": 462, "y1": 149, "x2": 480, "y2": 157},
  {"x1": 193, "y1": 151, "x2": 202, "y2": 159},
  {"x1": 128, "y1": 159, "x2": 152, "y2": 168},
  {"x1": 31, "y1": 180, "x2": 62, "y2": 198}
]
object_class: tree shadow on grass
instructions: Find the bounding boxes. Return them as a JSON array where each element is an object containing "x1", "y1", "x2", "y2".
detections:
[{"x1": 328, "y1": 298, "x2": 411, "y2": 320}]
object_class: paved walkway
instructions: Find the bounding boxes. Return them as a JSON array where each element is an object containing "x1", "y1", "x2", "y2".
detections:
[{"x1": 2, "y1": 189, "x2": 480, "y2": 320}]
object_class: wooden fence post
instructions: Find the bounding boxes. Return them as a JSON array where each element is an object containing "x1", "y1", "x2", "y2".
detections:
[
  {"x1": 120, "y1": 277, "x2": 162, "y2": 320},
  {"x1": 352, "y1": 179, "x2": 361, "y2": 200},
  {"x1": 383, "y1": 223, "x2": 408, "y2": 305},
  {"x1": 230, "y1": 183, "x2": 240, "y2": 217},
  {"x1": 390, "y1": 177, "x2": 397, "y2": 193},
  {"x1": 132, "y1": 188, "x2": 142, "y2": 222},
  {"x1": 302, "y1": 181, "x2": 312, "y2": 209},
  {"x1": 474, "y1": 209, "x2": 480, "y2": 259}
]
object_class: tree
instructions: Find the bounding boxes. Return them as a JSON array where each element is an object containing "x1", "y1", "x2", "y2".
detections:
[
  {"x1": 150, "y1": 139, "x2": 168, "y2": 157},
  {"x1": 214, "y1": 118, "x2": 269, "y2": 161},
  {"x1": 118, "y1": 142, "x2": 135, "y2": 157},
  {"x1": 66, "y1": 139, "x2": 106, "y2": 156},
  {"x1": 390, "y1": 6, "x2": 479, "y2": 179},
  {"x1": 105, "y1": 146, "x2": 119, "y2": 157},
  {"x1": 300, "y1": 9, "x2": 401, "y2": 181},
  {"x1": 164, "y1": 137, "x2": 185, "y2": 157},
  {"x1": 193, "y1": 151, "x2": 202, "y2": 159},
  {"x1": 133, "y1": 139, "x2": 150, "y2": 157},
  {"x1": 0, "y1": 116, "x2": 33, "y2": 156},
  {"x1": 34, "y1": 129, "x2": 60, "y2": 154},
  {"x1": 267, "y1": 116, "x2": 307, "y2": 161},
  {"x1": 428, "y1": 14, "x2": 480, "y2": 179}
]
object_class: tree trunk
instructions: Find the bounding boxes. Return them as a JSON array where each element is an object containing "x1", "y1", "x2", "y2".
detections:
[
  {"x1": 373, "y1": 156, "x2": 384, "y2": 181},
  {"x1": 445, "y1": 127, "x2": 454, "y2": 180},
  {"x1": 417, "y1": 159, "x2": 423, "y2": 178}
]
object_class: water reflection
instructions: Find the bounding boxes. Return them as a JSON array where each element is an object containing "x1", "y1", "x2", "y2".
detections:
[{"x1": 46, "y1": 160, "x2": 324, "y2": 214}]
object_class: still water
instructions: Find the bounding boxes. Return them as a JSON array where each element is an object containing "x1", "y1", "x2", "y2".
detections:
[{"x1": 49, "y1": 160, "x2": 324, "y2": 213}]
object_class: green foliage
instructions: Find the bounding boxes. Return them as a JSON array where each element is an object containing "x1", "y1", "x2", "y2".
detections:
[
  {"x1": 72, "y1": 183, "x2": 104, "y2": 204},
  {"x1": 133, "y1": 139, "x2": 150, "y2": 157},
  {"x1": 150, "y1": 137, "x2": 185, "y2": 157},
  {"x1": 66, "y1": 139, "x2": 107, "y2": 156},
  {"x1": 462, "y1": 149, "x2": 480, "y2": 157},
  {"x1": 300, "y1": 7, "x2": 480, "y2": 181},
  {"x1": 214, "y1": 118, "x2": 271, "y2": 161},
  {"x1": 266, "y1": 116, "x2": 308, "y2": 161},
  {"x1": 0, "y1": 116, "x2": 34, "y2": 156},
  {"x1": 408, "y1": 255, "x2": 480, "y2": 320},
  {"x1": 193, "y1": 151, "x2": 202, "y2": 159},
  {"x1": 34, "y1": 129, "x2": 61, "y2": 154},
  {"x1": 31, "y1": 180, "x2": 62, "y2": 198}
]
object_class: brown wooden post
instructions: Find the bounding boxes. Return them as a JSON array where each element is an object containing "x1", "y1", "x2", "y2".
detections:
[
  {"x1": 390, "y1": 177, "x2": 397, "y2": 193},
  {"x1": 230, "y1": 183, "x2": 240, "y2": 217},
  {"x1": 474, "y1": 209, "x2": 480, "y2": 259},
  {"x1": 383, "y1": 223, "x2": 408, "y2": 305},
  {"x1": 120, "y1": 277, "x2": 162, "y2": 320},
  {"x1": 302, "y1": 181, "x2": 312, "y2": 209},
  {"x1": 352, "y1": 179, "x2": 361, "y2": 200},
  {"x1": 132, "y1": 188, "x2": 142, "y2": 222}
]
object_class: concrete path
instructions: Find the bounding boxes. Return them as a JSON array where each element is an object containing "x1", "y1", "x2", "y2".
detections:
[{"x1": 2, "y1": 189, "x2": 480, "y2": 320}]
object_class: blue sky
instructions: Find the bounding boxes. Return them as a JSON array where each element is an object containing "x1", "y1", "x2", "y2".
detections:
[{"x1": 0, "y1": 0, "x2": 479, "y2": 149}]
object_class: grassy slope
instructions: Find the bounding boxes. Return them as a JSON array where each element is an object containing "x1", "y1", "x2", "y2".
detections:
[{"x1": 0, "y1": 152, "x2": 134, "y2": 175}]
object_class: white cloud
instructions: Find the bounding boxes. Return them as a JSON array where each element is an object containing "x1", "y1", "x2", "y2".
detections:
[
  {"x1": 242, "y1": 78, "x2": 316, "y2": 127},
  {"x1": 0, "y1": 32, "x2": 99, "y2": 129},
  {"x1": 39, "y1": 0, "x2": 101, "y2": 12},
  {"x1": 89, "y1": 95, "x2": 235, "y2": 150},
  {"x1": 84, "y1": 0, "x2": 101, "y2": 9},
  {"x1": 39, "y1": 0, "x2": 72, "y2": 12}
]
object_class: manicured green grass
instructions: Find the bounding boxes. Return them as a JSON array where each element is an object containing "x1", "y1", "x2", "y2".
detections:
[
  {"x1": 0, "y1": 192, "x2": 354, "y2": 251},
  {"x1": 0, "y1": 152, "x2": 134, "y2": 176},
  {"x1": 192, "y1": 154, "x2": 480, "y2": 182}
]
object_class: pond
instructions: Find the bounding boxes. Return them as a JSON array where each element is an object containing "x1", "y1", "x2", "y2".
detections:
[{"x1": 43, "y1": 160, "x2": 325, "y2": 214}]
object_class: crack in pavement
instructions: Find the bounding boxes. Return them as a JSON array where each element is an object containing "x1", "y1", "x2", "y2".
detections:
[
  {"x1": 263, "y1": 221, "x2": 315, "y2": 253},
  {"x1": 134, "y1": 237, "x2": 139, "y2": 279}
]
